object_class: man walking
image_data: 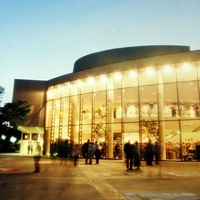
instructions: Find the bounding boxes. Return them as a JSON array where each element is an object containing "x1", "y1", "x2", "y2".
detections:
[{"x1": 124, "y1": 140, "x2": 134, "y2": 170}]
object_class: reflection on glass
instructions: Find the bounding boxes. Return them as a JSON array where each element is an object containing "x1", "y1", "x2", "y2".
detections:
[
  {"x1": 94, "y1": 92, "x2": 106, "y2": 122},
  {"x1": 140, "y1": 85, "x2": 158, "y2": 119},
  {"x1": 122, "y1": 88, "x2": 139, "y2": 119}
]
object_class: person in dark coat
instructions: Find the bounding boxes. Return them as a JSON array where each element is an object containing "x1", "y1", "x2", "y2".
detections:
[
  {"x1": 133, "y1": 141, "x2": 141, "y2": 170},
  {"x1": 84, "y1": 139, "x2": 90, "y2": 164},
  {"x1": 94, "y1": 141, "x2": 100, "y2": 164},
  {"x1": 114, "y1": 143, "x2": 120, "y2": 159},
  {"x1": 124, "y1": 140, "x2": 134, "y2": 170},
  {"x1": 145, "y1": 139, "x2": 154, "y2": 166}
]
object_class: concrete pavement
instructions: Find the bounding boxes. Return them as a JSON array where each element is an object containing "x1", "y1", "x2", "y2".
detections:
[{"x1": 0, "y1": 154, "x2": 200, "y2": 200}]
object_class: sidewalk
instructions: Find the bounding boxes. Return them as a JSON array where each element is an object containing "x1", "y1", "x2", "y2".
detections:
[{"x1": 0, "y1": 155, "x2": 200, "y2": 200}]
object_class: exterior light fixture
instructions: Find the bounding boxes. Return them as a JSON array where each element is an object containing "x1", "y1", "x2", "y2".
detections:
[
  {"x1": 146, "y1": 67, "x2": 155, "y2": 75},
  {"x1": 164, "y1": 65, "x2": 173, "y2": 73},
  {"x1": 77, "y1": 80, "x2": 83, "y2": 87},
  {"x1": 129, "y1": 70, "x2": 137, "y2": 78},
  {"x1": 101, "y1": 75, "x2": 107, "y2": 83},
  {"x1": 183, "y1": 63, "x2": 191, "y2": 71},
  {"x1": 88, "y1": 77, "x2": 95, "y2": 85},
  {"x1": 47, "y1": 90, "x2": 53, "y2": 99},
  {"x1": 114, "y1": 72, "x2": 122, "y2": 80}
]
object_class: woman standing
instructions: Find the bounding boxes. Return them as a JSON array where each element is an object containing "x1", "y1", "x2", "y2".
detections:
[
  {"x1": 133, "y1": 141, "x2": 141, "y2": 170},
  {"x1": 145, "y1": 139, "x2": 154, "y2": 166}
]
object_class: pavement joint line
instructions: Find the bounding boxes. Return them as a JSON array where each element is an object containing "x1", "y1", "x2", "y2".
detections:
[{"x1": 79, "y1": 165, "x2": 126, "y2": 200}]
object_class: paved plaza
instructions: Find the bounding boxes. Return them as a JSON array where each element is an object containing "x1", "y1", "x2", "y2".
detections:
[{"x1": 0, "y1": 154, "x2": 200, "y2": 200}]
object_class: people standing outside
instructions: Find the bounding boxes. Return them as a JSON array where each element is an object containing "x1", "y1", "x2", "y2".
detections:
[
  {"x1": 124, "y1": 140, "x2": 134, "y2": 170},
  {"x1": 175, "y1": 143, "x2": 180, "y2": 159},
  {"x1": 74, "y1": 144, "x2": 80, "y2": 166},
  {"x1": 28, "y1": 141, "x2": 31, "y2": 154},
  {"x1": 33, "y1": 142, "x2": 42, "y2": 173},
  {"x1": 133, "y1": 141, "x2": 140, "y2": 170},
  {"x1": 84, "y1": 139, "x2": 90, "y2": 164},
  {"x1": 94, "y1": 141, "x2": 100, "y2": 164},
  {"x1": 114, "y1": 143, "x2": 120, "y2": 159},
  {"x1": 145, "y1": 139, "x2": 154, "y2": 166},
  {"x1": 88, "y1": 142, "x2": 95, "y2": 164},
  {"x1": 166, "y1": 142, "x2": 171, "y2": 159},
  {"x1": 154, "y1": 141, "x2": 160, "y2": 165},
  {"x1": 60, "y1": 140, "x2": 67, "y2": 165}
]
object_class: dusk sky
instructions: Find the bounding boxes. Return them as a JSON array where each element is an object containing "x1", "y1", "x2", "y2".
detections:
[{"x1": 0, "y1": 0, "x2": 200, "y2": 105}]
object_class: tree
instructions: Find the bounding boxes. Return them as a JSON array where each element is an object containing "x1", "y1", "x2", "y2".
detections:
[
  {"x1": 0, "y1": 86, "x2": 5, "y2": 106},
  {"x1": 141, "y1": 119, "x2": 159, "y2": 143},
  {"x1": 94, "y1": 121, "x2": 106, "y2": 142},
  {"x1": 0, "y1": 99, "x2": 31, "y2": 129}
]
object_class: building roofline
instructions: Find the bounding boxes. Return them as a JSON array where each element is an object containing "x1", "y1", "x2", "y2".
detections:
[
  {"x1": 73, "y1": 45, "x2": 190, "y2": 73},
  {"x1": 47, "y1": 48, "x2": 200, "y2": 87}
]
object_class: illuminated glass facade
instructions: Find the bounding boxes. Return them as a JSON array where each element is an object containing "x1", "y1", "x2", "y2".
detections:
[
  {"x1": 13, "y1": 46, "x2": 200, "y2": 160},
  {"x1": 45, "y1": 46, "x2": 200, "y2": 160}
]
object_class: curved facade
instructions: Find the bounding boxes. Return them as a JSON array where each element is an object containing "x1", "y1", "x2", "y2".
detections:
[
  {"x1": 43, "y1": 45, "x2": 200, "y2": 160},
  {"x1": 13, "y1": 45, "x2": 200, "y2": 160},
  {"x1": 73, "y1": 45, "x2": 190, "y2": 72}
]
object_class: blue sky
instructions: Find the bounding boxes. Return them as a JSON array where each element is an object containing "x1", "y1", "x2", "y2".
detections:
[{"x1": 0, "y1": 0, "x2": 200, "y2": 105}]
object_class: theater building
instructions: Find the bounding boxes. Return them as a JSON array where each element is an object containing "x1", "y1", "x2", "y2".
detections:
[{"x1": 13, "y1": 45, "x2": 200, "y2": 160}]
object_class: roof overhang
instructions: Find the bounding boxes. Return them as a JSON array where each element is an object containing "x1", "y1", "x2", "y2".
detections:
[{"x1": 17, "y1": 126, "x2": 44, "y2": 134}]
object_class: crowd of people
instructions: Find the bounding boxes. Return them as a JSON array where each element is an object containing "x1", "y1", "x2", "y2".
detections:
[
  {"x1": 32, "y1": 138, "x2": 200, "y2": 174},
  {"x1": 123, "y1": 139, "x2": 160, "y2": 171},
  {"x1": 72, "y1": 138, "x2": 160, "y2": 170}
]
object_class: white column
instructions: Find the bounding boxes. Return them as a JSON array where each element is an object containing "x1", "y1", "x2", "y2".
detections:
[{"x1": 158, "y1": 78, "x2": 166, "y2": 160}]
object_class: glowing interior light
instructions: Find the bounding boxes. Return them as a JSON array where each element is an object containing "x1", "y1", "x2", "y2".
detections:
[
  {"x1": 77, "y1": 80, "x2": 83, "y2": 87},
  {"x1": 114, "y1": 73, "x2": 122, "y2": 80},
  {"x1": 146, "y1": 68, "x2": 155, "y2": 75},
  {"x1": 101, "y1": 75, "x2": 107, "y2": 83},
  {"x1": 164, "y1": 65, "x2": 173, "y2": 73},
  {"x1": 88, "y1": 77, "x2": 95, "y2": 85},
  {"x1": 47, "y1": 90, "x2": 53, "y2": 99},
  {"x1": 183, "y1": 63, "x2": 191, "y2": 71},
  {"x1": 129, "y1": 70, "x2": 137, "y2": 78}
]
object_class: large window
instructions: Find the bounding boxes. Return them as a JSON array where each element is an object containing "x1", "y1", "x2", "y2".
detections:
[
  {"x1": 162, "y1": 83, "x2": 178, "y2": 119},
  {"x1": 178, "y1": 81, "x2": 200, "y2": 118},
  {"x1": 82, "y1": 94, "x2": 93, "y2": 123},
  {"x1": 112, "y1": 89, "x2": 122, "y2": 120},
  {"x1": 122, "y1": 87, "x2": 139, "y2": 120},
  {"x1": 62, "y1": 97, "x2": 69, "y2": 125},
  {"x1": 46, "y1": 101, "x2": 53, "y2": 127},
  {"x1": 94, "y1": 92, "x2": 106, "y2": 123},
  {"x1": 140, "y1": 85, "x2": 158, "y2": 119}
]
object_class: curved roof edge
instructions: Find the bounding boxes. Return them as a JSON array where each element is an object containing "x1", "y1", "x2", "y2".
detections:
[{"x1": 73, "y1": 45, "x2": 190, "y2": 73}]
